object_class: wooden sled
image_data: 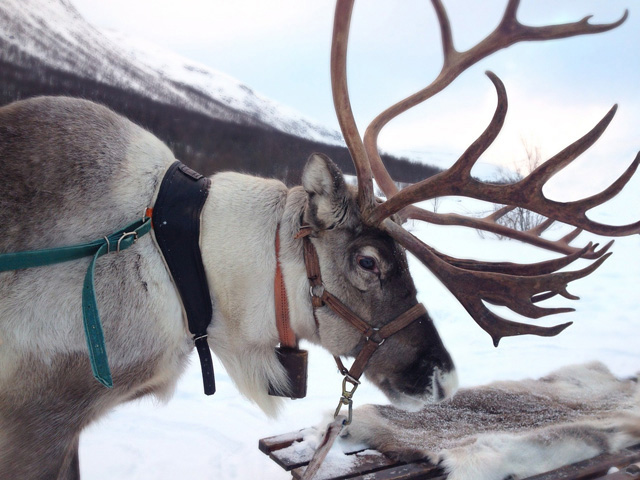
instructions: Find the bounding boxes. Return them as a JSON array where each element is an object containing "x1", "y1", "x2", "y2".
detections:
[{"x1": 259, "y1": 430, "x2": 640, "y2": 480}]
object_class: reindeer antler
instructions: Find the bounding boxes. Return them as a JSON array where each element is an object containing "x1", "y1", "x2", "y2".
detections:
[{"x1": 330, "y1": 0, "x2": 637, "y2": 345}]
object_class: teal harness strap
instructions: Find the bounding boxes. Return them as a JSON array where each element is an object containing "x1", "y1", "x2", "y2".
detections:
[{"x1": 0, "y1": 217, "x2": 152, "y2": 388}]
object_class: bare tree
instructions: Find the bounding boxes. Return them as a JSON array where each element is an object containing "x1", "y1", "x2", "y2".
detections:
[{"x1": 488, "y1": 142, "x2": 547, "y2": 238}]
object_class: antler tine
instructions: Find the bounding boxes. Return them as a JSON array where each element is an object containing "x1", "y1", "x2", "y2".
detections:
[
  {"x1": 529, "y1": 218, "x2": 555, "y2": 237},
  {"x1": 521, "y1": 106, "x2": 618, "y2": 191},
  {"x1": 375, "y1": 76, "x2": 640, "y2": 240},
  {"x1": 561, "y1": 150, "x2": 640, "y2": 217},
  {"x1": 488, "y1": 206, "x2": 516, "y2": 223},
  {"x1": 362, "y1": 0, "x2": 628, "y2": 215},
  {"x1": 386, "y1": 73, "x2": 608, "y2": 259},
  {"x1": 407, "y1": 205, "x2": 612, "y2": 260},
  {"x1": 371, "y1": 71, "x2": 508, "y2": 225},
  {"x1": 382, "y1": 218, "x2": 611, "y2": 347},
  {"x1": 431, "y1": 242, "x2": 598, "y2": 276},
  {"x1": 331, "y1": 0, "x2": 375, "y2": 213}
]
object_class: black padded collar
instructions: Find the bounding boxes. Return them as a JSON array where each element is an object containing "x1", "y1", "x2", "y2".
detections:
[{"x1": 153, "y1": 161, "x2": 216, "y2": 395}]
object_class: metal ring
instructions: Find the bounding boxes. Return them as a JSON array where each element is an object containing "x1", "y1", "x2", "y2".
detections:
[
  {"x1": 367, "y1": 336, "x2": 386, "y2": 347},
  {"x1": 366, "y1": 328, "x2": 385, "y2": 345},
  {"x1": 342, "y1": 375, "x2": 360, "y2": 391},
  {"x1": 309, "y1": 283, "x2": 325, "y2": 298}
]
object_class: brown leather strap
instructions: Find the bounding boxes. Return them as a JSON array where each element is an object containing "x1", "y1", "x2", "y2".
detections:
[
  {"x1": 322, "y1": 291, "x2": 376, "y2": 338},
  {"x1": 338, "y1": 303, "x2": 427, "y2": 381},
  {"x1": 378, "y1": 303, "x2": 427, "y2": 339},
  {"x1": 303, "y1": 235, "x2": 325, "y2": 308},
  {"x1": 275, "y1": 226, "x2": 297, "y2": 348},
  {"x1": 334, "y1": 355, "x2": 349, "y2": 376}
]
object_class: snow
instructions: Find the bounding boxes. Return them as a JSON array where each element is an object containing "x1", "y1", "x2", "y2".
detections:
[
  {"x1": 80, "y1": 191, "x2": 639, "y2": 479},
  {"x1": 102, "y1": 31, "x2": 344, "y2": 146}
]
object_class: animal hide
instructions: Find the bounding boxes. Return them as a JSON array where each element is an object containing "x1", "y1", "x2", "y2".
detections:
[{"x1": 343, "y1": 362, "x2": 640, "y2": 480}]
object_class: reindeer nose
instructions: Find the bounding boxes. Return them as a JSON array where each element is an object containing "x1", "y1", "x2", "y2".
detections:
[{"x1": 433, "y1": 367, "x2": 459, "y2": 401}]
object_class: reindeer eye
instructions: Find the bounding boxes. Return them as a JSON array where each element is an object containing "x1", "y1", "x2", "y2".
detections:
[{"x1": 357, "y1": 255, "x2": 378, "y2": 272}]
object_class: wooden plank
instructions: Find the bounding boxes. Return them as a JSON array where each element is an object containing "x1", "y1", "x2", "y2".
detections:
[
  {"x1": 264, "y1": 434, "x2": 368, "y2": 472},
  {"x1": 271, "y1": 440, "x2": 318, "y2": 471},
  {"x1": 594, "y1": 462, "x2": 640, "y2": 479},
  {"x1": 259, "y1": 430, "x2": 305, "y2": 455},
  {"x1": 260, "y1": 426, "x2": 380, "y2": 473},
  {"x1": 292, "y1": 451, "x2": 397, "y2": 480},
  {"x1": 347, "y1": 461, "x2": 444, "y2": 480},
  {"x1": 523, "y1": 447, "x2": 640, "y2": 480},
  {"x1": 260, "y1": 431, "x2": 640, "y2": 480}
]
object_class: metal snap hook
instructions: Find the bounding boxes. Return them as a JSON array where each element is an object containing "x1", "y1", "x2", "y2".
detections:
[{"x1": 334, "y1": 395, "x2": 354, "y2": 425}]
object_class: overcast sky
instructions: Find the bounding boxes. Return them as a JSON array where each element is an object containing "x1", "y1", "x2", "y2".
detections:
[{"x1": 70, "y1": 0, "x2": 639, "y2": 202}]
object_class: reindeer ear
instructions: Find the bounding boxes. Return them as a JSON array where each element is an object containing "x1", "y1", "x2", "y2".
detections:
[{"x1": 302, "y1": 153, "x2": 355, "y2": 231}]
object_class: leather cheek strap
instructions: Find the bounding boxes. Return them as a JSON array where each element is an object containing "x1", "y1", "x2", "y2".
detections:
[{"x1": 299, "y1": 230, "x2": 427, "y2": 382}]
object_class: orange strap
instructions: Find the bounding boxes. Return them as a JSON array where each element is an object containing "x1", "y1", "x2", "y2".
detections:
[{"x1": 275, "y1": 226, "x2": 297, "y2": 348}]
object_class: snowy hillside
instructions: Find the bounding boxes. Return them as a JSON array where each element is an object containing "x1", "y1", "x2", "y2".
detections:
[{"x1": 0, "y1": 0, "x2": 343, "y2": 145}]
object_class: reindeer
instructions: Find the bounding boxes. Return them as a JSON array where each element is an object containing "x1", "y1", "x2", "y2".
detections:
[{"x1": 0, "y1": 1, "x2": 638, "y2": 479}]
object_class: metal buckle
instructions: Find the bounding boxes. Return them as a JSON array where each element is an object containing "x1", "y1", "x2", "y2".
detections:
[{"x1": 116, "y1": 231, "x2": 138, "y2": 253}]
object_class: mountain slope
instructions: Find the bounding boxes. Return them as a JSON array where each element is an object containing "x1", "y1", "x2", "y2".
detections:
[
  {"x1": 0, "y1": 0, "x2": 438, "y2": 183},
  {"x1": 0, "y1": 0, "x2": 344, "y2": 144}
]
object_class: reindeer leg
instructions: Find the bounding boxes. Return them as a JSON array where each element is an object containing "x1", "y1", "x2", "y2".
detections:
[
  {"x1": 0, "y1": 354, "x2": 107, "y2": 480},
  {"x1": 0, "y1": 410, "x2": 81, "y2": 479},
  {"x1": 58, "y1": 435, "x2": 81, "y2": 480}
]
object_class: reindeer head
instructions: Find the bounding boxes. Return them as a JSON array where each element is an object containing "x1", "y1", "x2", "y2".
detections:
[
  {"x1": 301, "y1": 152, "x2": 457, "y2": 408},
  {"x1": 296, "y1": 0, "x2": 638, "y2": 415}
]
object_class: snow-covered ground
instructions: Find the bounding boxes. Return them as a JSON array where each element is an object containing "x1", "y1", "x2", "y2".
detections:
[{"x1": 80, "y1": 190, "x2": 639, "y2": 479}]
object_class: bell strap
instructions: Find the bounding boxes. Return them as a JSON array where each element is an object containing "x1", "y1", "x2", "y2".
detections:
[{"x1": 274, "y1": 226, "x2": 296, "y2": 348}]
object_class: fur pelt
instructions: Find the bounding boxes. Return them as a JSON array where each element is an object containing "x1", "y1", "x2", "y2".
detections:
[{"x1": 343, "y1": 362, "x2": 640, "y2": 480}]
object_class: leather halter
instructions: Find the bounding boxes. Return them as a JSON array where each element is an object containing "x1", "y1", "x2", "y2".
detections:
[{"x1": 295, "y1": 226, "x2": 427, "y2": 421}]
